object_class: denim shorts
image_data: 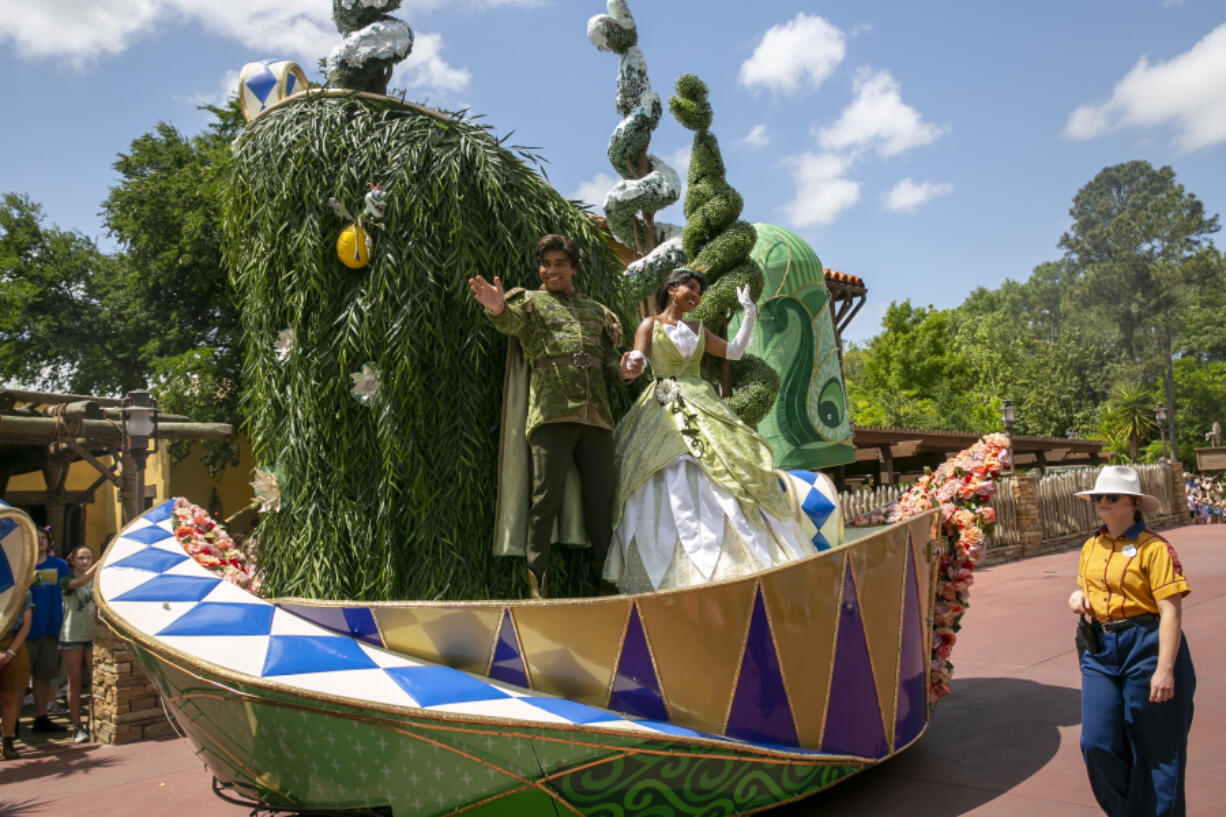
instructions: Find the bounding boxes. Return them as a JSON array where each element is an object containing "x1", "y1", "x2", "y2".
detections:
[{"x1": 59, "y1": 641, "x2": 92, "y2": 651}]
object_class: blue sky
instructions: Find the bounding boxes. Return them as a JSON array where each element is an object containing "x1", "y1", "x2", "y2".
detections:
[{"x1": 3, "y1": 1, "x2": 1225, "y2": 344}]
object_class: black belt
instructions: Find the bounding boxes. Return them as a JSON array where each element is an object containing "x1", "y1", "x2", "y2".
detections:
[
  {"x1": 535, "y1": 351, "x2": 598, "y2": 370},
  {"x1": 1099, "y1": 613, "x2": 1159, "y2": 632}
]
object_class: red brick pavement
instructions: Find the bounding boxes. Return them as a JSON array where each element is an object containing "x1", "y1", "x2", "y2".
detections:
[{"x1": 1, "y1": 524, "x2": 1221, "y2": 817}]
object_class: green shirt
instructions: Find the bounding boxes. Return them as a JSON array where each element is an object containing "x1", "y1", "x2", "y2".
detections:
[
  {"x1": 488, "y1": 286, "x2": 624, "y2": 438},
  {"x1": 58, "y1": 576, "x2": 96, "y2": 644}
]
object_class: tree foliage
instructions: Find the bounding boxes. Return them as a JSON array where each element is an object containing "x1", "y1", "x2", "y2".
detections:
[
  {"x1": 0, "y1": 193, "x2": 135, "y2": 392},
  {"x1": 845, "y1": 161, "x2": 1226, "y2": 467},
  {"x1": 0, "y1": 101, "x2": 245, "y2": 476}
]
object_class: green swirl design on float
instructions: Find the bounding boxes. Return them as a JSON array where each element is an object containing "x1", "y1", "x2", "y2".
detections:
[
  {"x1": 552, "y1": 751, "x2": 859, "y2": 816},
  {"x1": 760, "y1": 297, "x2": 820, "y2": 448},
  {"x1": 668, "y1": 73, "x2": 778, "y2": 427}
]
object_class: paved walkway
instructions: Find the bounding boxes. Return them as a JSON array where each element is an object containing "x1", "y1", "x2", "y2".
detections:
[{"x1": 1, "y1": 524, "x2": 1221, "y2": 816}]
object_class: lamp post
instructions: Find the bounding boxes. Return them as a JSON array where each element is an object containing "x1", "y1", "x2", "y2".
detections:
[
  {"x1": 120, "y1": 390, "x2": 158, "y2": 524},
  {"x1": 1155, "y1": 402, "x2": 1168, "y2": 461},
  {"x1": 1001, "y1": 399, "x2": 1015, "y2": 474}
]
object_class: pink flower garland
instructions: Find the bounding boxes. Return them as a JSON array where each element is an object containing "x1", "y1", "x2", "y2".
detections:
[
  {"x1": 171, "y1": 497, "x2": 262, "y2": 594},
  {"x1": 887, "y1": 433, "x2": 1011, "y2": 703}
]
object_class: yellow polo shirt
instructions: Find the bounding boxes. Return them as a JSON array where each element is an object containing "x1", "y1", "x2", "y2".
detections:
[{"x1": 1078, "y1": 523, "x2": 1190, "y2": 622}]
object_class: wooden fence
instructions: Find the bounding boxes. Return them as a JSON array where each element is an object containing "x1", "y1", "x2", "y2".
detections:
[
  {"x1": 840, "y1": 484, "x2": 906, "y2": 525},
  {"x1": 1006, "y1": 464, "x2": 1174, "y2": 543},
  {"x1": 988, "y1": 475, "x2": 1020, "y2": 546},
  {"x1": 842, "y1": 464, "x2": 1177, "y2": 553}
]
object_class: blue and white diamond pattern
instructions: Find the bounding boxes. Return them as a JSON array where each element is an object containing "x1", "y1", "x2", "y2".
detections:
[
  {"x1": 99, "y1": 500, "x2": 736, "y2": 742},
  {"x1": 780, "y1": 470, "x2": 843, "y2": 550},
  {"x1": 1, "y1": 499, "x2": 36, "y2": 632}
]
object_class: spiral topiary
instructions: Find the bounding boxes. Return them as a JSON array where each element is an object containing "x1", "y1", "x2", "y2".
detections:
[
  {"x1": 326, "y1": 0, "x2": 413, "y2": 94},
  {"x1": 587, "y1": 0, "x2": 683, "y2": 300},
  {"x1": 669, "y1": 73, "x2": 778, "y2": 427}
]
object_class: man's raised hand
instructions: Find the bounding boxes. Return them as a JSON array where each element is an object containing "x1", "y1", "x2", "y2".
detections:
[{"x1": 468, "y1": 275, "x2": 506, "y2": 315}]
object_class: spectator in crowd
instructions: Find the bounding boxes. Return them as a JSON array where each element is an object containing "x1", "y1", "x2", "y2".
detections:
[
  {"x1": 1, "y1": 591, "x2": 33, "y2": 759},
  {"x1": 28, "y1": 527, "x2": 70, "y2": 733},
  {"x1": 60, "y1": 545, "x2": 100, "y2": 744}
]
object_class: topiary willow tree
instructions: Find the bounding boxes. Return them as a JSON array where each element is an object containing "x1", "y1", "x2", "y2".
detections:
[
  {"x1": 223, "y1": 92, "x2": 627, "y2": 602},
  {"x1": 669, "y1": 73, "x2": 778, "y2": 426}
]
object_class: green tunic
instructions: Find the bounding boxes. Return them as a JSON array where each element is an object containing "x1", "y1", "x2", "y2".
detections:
[{"x1": 488, "y1": 286, "x2": 623, "y2": 438}]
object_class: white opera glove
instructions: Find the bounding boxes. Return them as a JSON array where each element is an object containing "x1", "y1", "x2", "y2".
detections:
[{"x1": 724, "y1": 285, "x2": 756, "y2": 360}]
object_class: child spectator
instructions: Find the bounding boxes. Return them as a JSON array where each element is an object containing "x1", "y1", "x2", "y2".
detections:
[
  {"x1": 28, "y1": 527, "x2": 69, "y2": 733},
  {"x1": 60, "y1": 546, "x2": 99, "y2": 744}
]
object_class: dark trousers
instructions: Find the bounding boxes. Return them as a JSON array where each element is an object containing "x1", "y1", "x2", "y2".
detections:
[
  {"x1": 1080, "y1": 619, "x2": 1195, "y2": 817},
  {"x1": 526, "y1": 422, "x2": 614, "y2": 579}
]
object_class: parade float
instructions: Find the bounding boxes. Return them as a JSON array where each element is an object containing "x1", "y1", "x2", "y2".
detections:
[{"x1": 92, "y1": 2, "x2": 1008, "y2": 814}]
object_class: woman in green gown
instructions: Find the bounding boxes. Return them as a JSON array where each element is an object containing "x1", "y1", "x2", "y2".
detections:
[{"x1": 606, "y1": 269, "x2": 817, "y2": 593}]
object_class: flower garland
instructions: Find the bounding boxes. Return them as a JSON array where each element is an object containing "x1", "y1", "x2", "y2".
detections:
[
  {"x1": 887, "y1": 433, "x2": 1011, "y2": 703},
  {"x1": 171, "y1": 497, "x2": 262, "y2": 594}
]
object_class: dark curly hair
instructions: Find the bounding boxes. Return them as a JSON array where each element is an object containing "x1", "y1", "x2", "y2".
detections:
[
  {"x1": 534, "y1": 234, "x2": 579, "y2": 269},
  {"x1": 655, "y1": 267, "x2": 708, "y2": 312}
]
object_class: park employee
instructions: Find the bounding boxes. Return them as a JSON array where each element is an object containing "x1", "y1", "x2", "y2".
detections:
[
  {"x1": 468, "y1": 234, "x2": 642, "y2": 598},
  {"x1": 1067, "y1": 465, "x2": 1195, "y2": 817}
]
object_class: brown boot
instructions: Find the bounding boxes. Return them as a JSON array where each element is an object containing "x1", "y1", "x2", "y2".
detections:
[
  {"x1": 527, "y1": 569, "x2": 546, "y2": 600},
  {"x1": 2, "y1": 736, "x2": 18, "y2": 760}
]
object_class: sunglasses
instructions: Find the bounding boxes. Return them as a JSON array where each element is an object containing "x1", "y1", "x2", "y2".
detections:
[{"x1": 1089, "y1": 494, "x2": 1128, "y2": 503}]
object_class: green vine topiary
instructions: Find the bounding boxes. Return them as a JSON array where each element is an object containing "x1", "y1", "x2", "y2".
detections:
[{"x1": 669, "y1": 73, "x2": 777, "y2": 426}]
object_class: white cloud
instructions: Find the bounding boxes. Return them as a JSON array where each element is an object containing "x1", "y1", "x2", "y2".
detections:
[
  {"x1": 780, "y1": 152, "x2": 861, "y2": 227},
  {"x1": 568, "y1": 172, "x2": 618, "y2": 208},
  {"x1": 738, "y1": 13, "x2": 846, "y2": 95},
  {"x1": 1063, "y1": 23, "x2": 1226, "y2": 151},
  {"x1": 182, "y1": 68, "x2": 241, "y2": 109},
  {"x1": 818, "y1": 68, "x2": 947, "y2": 157},
  {"x1": 667, "y1": 145, "x2": 692, "y2": 181},
  {"x1": 883, "y1": 178, "x2": 953, "y2": 212},
  {"x1": 0, "y1": 0, "x2": 472, "y2": 96},
  {"x1": 392, "y1": 32, "x2": 471, "y2": 93},
  {"x1": 739, "y1": 124, "x2": 770, "y2": 149}
]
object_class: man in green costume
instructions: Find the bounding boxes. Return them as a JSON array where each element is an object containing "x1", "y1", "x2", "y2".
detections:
[{"x1": 469, "y1": 235, "x2": 640, "y2": 597}]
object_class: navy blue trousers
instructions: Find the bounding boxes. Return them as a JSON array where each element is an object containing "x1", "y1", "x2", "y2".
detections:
[{"x1": 1080, "y1": 619, "x2": 1195, "y2": 817}]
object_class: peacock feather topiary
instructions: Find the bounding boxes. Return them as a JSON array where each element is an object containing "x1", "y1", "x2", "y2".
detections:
[
  {"x1": 223, "y1": 92, "x2": 629, "y2": 601},
  {"x1": 669, "y1": 73, "x2": 778, "y2": 427}
]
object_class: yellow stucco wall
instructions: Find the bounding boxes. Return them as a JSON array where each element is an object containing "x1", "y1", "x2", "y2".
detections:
[{"x1": 4, "y1": 435, "x2": 255, "y2": 553}]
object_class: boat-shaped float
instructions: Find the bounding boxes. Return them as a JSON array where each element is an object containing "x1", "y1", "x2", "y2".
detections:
[{"x1": 97, "y1": 499, "x2": 938, "y2": 816}]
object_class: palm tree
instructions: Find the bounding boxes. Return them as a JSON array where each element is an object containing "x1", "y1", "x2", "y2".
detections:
[{"x1": 1099, "y1": 383, "x2": 1158, "y2": 461}]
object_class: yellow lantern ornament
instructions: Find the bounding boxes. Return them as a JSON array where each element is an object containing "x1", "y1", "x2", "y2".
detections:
[
  {"x1": 336, "y1": 223, "x2": 371, "y2": 269},
  {"x1": 328, "y1": 186, "x2": 385, "y2": 270}
]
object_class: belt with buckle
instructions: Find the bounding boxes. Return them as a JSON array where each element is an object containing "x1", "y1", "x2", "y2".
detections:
[
  {"x1": 1099, "y1": 613, "x2": 1159, "y2": 632},
  {"x1": 536, "y1": 351, "x2": 598, "y2": 370}
]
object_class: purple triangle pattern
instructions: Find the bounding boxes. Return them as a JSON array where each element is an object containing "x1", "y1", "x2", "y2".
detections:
[
  {"x1": 607, "y1": 604, "x2": 668, "y2": 721},
  {"x1": 821, "y1": 561, "x2": 888, "y2": 758},
  {"x1": 894, "y1": 538, "x2": 928, "y2": 748},
  {"x1": 725, "y1": 585, "x2": 798, "y2": 747},
  {"x1": 488, "y1": 609, "x2": 528, "y2": 688}
]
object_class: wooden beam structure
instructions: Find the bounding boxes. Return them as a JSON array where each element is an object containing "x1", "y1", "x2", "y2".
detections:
[{"x1": 840, "y1": 424, "x2": 1106, "y2": 486}]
